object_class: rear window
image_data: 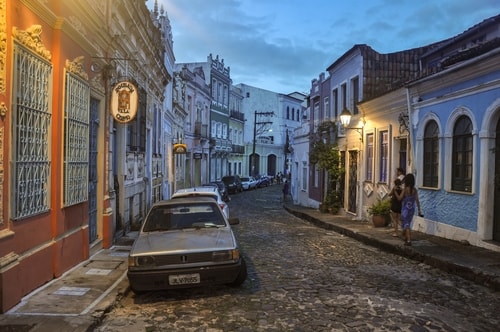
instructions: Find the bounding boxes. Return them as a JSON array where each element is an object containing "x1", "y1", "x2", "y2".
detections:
[
  {"x1": 172, "y1": 193, "x2": 217, "y2": 201},
  {"x1": 143, "y1": 203, "x2": 224, "y2": 232}
]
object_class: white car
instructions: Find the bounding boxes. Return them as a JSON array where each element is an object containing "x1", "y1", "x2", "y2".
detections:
[
  {"x1": 127, "y1": 197, "x2": 247, "y2": 293},
  {"x1": 241, "y1": 176, "x2": 257, "y2": 190},
  {"x1": 172, "y1": 187, "x2": 229, "y2": 219}
]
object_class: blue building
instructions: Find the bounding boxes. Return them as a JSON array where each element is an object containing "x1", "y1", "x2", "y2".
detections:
[{"x1": 407, "y1": 15, "x2": 500, "y2": 250}]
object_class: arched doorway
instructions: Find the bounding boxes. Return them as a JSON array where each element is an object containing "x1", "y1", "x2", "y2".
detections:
[{"x1": 268, "y1": 154, "x2": 277, "y2": 176}]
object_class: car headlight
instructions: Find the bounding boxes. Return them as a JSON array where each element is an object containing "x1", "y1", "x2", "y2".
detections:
[
  {"x1": 212, "y1": 249, "x2": 239, "y2": 262},
  {"x1": 129, "y1": 255, "x2": 155, "y2": 267}
]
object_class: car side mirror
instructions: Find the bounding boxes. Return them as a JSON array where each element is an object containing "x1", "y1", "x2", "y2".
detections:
[{"x1": 228, "y1": 217, "x2": 240, "y2": 225}]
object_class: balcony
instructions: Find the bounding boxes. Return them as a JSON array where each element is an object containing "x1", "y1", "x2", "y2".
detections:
[
  {"x1": 231, "y1": 144, "x2": 245, "y2": 154},
  {"x1": 194, "y1": 121, "x2": 209, "y2": 139}
]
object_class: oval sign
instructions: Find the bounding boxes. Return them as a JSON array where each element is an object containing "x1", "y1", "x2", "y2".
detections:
[{"x1": 111, "y1": 81, "x2": 138, "y2": 123}]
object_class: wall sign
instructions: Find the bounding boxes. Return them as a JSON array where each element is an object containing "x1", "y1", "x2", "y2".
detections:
[
  {"x1": 110, "y1": 81, "x2": 138, "y2": 123},
  {"x1": 173, "y1": 143, "x2": 187, "y2": 154}
]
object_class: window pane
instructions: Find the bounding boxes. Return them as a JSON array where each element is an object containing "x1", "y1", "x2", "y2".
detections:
[
  {"x1": 423, "y1": 121, "x2": 439, "y2": 187},
  {"x1": 452, "y1": 116, "x2": 472, "y2": 192}
]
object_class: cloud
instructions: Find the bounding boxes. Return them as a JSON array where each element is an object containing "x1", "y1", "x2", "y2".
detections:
[{"x1": 153, "y1": 0, "x2": 499, "y2": 94}]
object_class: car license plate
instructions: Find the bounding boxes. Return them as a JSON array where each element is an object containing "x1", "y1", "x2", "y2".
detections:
[{"x1": 168, "y1": 273, "x2": 200, "y2": 285}]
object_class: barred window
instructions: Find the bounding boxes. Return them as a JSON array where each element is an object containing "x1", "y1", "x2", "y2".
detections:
[
  {"x1": 365, "y1": 133, "x2": 374, "y2": 181},
  {"x1": 423, "y1": 121, "x2": 439, "y2": 187},
  {"x1": 12, "y1": 44, "x2": 52, "y2": 219},
  {"x1": 63, "y1": 72, "x2": 90, "y2": 206},
  {"x1": 452, "y1": 116, "x2": 473, "y2": 192},
  {"x1": 302, "y1": 166, "x2": 307, "y2": 191},
  {"x1": 379, "y1": 131, "x2": 388, "y2": 183}
]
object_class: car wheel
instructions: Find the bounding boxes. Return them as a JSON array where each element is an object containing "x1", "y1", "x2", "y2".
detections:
[{"x1": 229, "y1": 258, "x2": 247, "y2": 287}]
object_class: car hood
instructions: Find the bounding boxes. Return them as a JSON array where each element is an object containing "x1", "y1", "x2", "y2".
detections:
[{"x1": 131, "y1": 228, "x2": 237, "y2": 255}]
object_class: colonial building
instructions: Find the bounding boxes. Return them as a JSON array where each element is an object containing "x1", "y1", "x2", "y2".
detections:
[
  {"x1": 236, "y1": 84, "x2": 304, "y2": 178},
  {"x1": 310, "y1": 44, "x2": 437, "y2": 219},
  {"x1": 0, "y1": 0, "x2": 169, "y2": 312},
  {"x1": 405, "y1": 14, "x2": 500, "y2": 250},
  {"x1": 173, "y1": 64, "x2": 211, "y2": 188},
  {"x1": 177, "y1": 54, "x2": 232, "y2": 181},
  {"x1": 228, "y1": 86, "x2": 245, "y2": 177}
]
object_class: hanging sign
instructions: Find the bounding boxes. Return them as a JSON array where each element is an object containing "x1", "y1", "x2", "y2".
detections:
[
  {"x1": 173, "y1": 143, "x2": 187, "y2": 154},
  {"x1": 110, "y1": 81, "x2": 138, "y2": 123}
]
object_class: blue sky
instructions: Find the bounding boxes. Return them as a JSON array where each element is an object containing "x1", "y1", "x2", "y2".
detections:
[{"x1": 150, "y1": 0, "x2": 498, "y2": 94}]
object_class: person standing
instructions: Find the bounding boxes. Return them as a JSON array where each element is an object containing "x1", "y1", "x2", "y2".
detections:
[
  {"x1": 282, "y1": 179, "x2": 289, "y2": 202},
  {"x1": 395, "y1": 173, "x2": 422, "y2": 246},
  {"x1": 396, "y1": 167, "x2": 405, "y2": 183}
]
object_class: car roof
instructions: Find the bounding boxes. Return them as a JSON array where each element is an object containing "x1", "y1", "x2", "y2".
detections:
[
  {"x1": 175, "y1": 186, "x2": 218, "y2": 193},
  {"x1": 172, "y1": 187, "x2": 222, "y2": 199},
  {"x1": 152, "y1": 196, "x2": 218, "y2": 207}
]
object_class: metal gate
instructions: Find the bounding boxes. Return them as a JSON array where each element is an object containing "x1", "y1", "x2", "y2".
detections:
[
  {"x1": 347, "y1": 151, "x2": 358, "y2": 214},
  {"x1": 88, "y1": 98, "x2": 99, "y2": 243}
]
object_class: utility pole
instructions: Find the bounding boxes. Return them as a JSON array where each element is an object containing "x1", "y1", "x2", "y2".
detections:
[{"x1": 251, "y1": 111, "x2": 274, "y2": 176}]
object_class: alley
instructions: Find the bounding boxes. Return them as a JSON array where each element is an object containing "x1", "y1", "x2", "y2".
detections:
[{"x1": 95, "y1": 184, "x2": 499, "y2": 331}]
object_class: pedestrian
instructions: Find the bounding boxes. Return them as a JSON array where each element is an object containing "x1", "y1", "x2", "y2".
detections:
[
  {"x1": 396, "y1": 167, "x2": 405, "y2": 182},
  {"x1": 282, "y1": 179, "x2": 289, "y2": 202},
  {"x1": 395, "y1": 173, "x2": 422, "y2": 246},
  {"x1": 389, "y1": 178, "x2": 402, "y2": 237}
]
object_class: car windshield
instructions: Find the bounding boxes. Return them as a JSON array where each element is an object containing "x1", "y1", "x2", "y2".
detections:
[{"x1": 143, "y1": 203, "x2": 226, "y2": 232}]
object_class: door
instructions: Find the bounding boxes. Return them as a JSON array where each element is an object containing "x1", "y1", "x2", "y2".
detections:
[
  {"x1": 88, "y1": 97, "x2": 99, "y2": 243},
  {"x1": 347, "y1": 151, "x2": 358, "y2": 214},
  {"x1": 493, "y1": 119, "x2": 500, "y2": 241}
]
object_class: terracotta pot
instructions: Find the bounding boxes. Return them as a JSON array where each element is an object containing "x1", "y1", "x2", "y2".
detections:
[{"x1": 372, "y1": 215, "x2": 386, "y2": 227}]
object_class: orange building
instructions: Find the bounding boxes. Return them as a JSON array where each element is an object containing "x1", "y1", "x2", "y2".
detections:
[{"x1": 0, "y1": 0, "x2": 169, "y2": 312}]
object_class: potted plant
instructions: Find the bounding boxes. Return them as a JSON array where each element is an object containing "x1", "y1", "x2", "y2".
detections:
[{"x1": 367, "y1": 198, "x2": 391, "y2": 227}]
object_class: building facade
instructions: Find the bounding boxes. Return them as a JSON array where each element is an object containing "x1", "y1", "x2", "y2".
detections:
[
  {"x1": 236, "y1": 83, "x2": 304, "y2": 178},
  {"x1": 0, "y1": 0, "x2": 169, "y2": 312}
]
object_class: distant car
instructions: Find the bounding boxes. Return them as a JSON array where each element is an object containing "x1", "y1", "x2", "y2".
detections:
[
  {"x1": 203, "y1": 181, "x2": 230, "y2": 202},
  {"x1": 241, "y1": 176, "x2": 257, "y2": 190},
  {"x1": 221, "y1": 175, "x2": 243, "y2": 194},
  {"x1": 256, "y1": 175, "x2": 271, "y2": 188},
  {"x1": 127, "y1": 197, "x2": 247, "y2": 293},
  {"x1": 171, "y1": 187, "x2": 229, "y2": 219}
]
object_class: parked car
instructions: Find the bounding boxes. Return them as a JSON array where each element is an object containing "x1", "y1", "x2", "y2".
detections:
[
  {"x1": 202, "y1": 181, "x2": 230, "y2": 202},
  {"x1": 241, "y1": 176, "x2": 257, "y2": 190},
  {"x1": 127, "y1": 197, "x2": 247, "y2": 293},
  {"x1": 256, "y1": 175, "x2": 271, "y2": 188},
  {"x1": 221, "y1": 175, "x2": 243, "y2": 194},
  {"x1": 171, "y1": 186, "x2": 229, "y2": 218}
]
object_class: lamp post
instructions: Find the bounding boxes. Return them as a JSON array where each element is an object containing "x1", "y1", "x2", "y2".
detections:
[
  {"x1": 339, "y1": 108, "x2": 365, "y2": 142},
  {"x1": 251, "y1": 111, "x2": 274, "y2": 176}
]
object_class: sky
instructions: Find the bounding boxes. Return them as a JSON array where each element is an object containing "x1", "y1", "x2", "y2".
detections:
[{"x1": 149, "y1": 0, "x2": 499, "y2": 94}]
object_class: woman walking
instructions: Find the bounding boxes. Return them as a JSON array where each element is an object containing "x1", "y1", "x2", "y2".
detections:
[{"x1": 395, "y1": 173, "x2": 422, "y2": 246}]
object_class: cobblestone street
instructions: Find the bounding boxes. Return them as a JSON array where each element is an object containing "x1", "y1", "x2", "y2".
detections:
[{"x1": 95, "y1": 185, "x2": 499, "y2": 331}]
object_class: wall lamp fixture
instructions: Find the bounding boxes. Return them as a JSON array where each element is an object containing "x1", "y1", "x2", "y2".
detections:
[{"x1": 339, "y1": 108, "x2": 365, "y2": 143}]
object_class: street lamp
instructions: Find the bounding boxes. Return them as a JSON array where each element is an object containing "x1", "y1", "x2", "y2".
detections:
[
  {"x1": 251, "y1": 111, "x2": 274, "y2": 176},
  {"x1": 339, "y1": 108, "x2": 365, "y2": 142}
]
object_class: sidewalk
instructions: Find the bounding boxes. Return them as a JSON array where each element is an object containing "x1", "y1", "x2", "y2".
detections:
[
  {"x1": 1, "y1": 204, "x2": 499, "y2": 331},
  {"x1": 0, "y1": 234, "x2": 137, "y2": 332}
]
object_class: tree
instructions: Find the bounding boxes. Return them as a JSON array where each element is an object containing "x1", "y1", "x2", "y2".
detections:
[{"x1": 309, "y1": 123, "x2": 344, "y2": 213}]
